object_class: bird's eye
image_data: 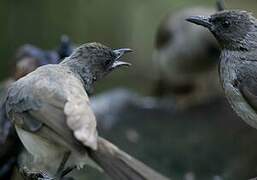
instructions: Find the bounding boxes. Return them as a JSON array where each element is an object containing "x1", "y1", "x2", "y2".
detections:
[
  {"x1": 104, "y1": 59, "x2": 112, "y2": 67},
  {"x1": 222, "y1": 20, "x2": 230, "y2": 28}
]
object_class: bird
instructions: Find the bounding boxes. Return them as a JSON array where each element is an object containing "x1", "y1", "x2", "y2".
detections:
[
  {"x1": 0, "y1": 39, "x2": 75, "y2": 180},
  {"x1": 187, "y1": 11, "x2": 257, "y2": 130},
  {"x1": 152, "y1": 3, "x2": 222, "y2": 109},
  {"x1": 1, "y1": 42, "x2": 169, "y2": 180}
]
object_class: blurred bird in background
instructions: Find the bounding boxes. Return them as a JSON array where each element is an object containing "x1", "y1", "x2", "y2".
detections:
[
  {"x1": 152, "y1": 2, "x2": 223, "y2": 109},
  {"x1": 0, "y1": 36, "x2": 74, "y2": 180},
  {"x1": 14, "y1": 35, "x2": 74, "y2": 80}
]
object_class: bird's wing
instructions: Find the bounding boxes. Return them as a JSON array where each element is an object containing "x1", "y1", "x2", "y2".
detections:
[
  {"x1": 6, "y1": 71, "x2": 97, "y2": 150},
  {"x1": 239, "y1": 76, "x2": 257, "y2": 111},
  {"x1": 0, "y1": 79, "x2": 15, "y2": 143},
  {"x1": 237, "y1": 59, "x2": 257, "y2": 112}
]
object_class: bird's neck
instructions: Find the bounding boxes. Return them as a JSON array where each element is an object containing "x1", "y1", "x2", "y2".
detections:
[
  {"x1": 226, "y1": 32, "x2": 257, "y2": 51},
  {"x1": 60, "y1": 57, "x2": 94, "y2": 93}
]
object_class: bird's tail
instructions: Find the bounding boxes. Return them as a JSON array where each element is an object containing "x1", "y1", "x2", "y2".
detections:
[{"x1": 88, "y1": 137, "x2": 170, "y2": 180}]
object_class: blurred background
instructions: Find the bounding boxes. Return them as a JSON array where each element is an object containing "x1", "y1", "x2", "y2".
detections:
[
  {"x1": 2, "y1": 0, "x2": 257, "y2": 180},
  {"x1": 1, "y1": 0, "x2": 256, "y2": 95}
]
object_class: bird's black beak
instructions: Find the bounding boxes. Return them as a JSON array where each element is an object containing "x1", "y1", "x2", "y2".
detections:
[
  {"x1": 111, "y1": 48, "x2": 133, "y2": 69},
  {"x1": 186, "y1": 16, "x2": 212, "y2": 29}
]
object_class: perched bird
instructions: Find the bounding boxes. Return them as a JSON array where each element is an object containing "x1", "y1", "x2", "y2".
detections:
[
  {"x1": 153, "y1": 5, "x2": 221, "y2": 108},
  {"x1": 1, "y1": 43, "x2": 169, "y2": 180},
  {"x1": 187, "y1": 10, "x2": 257, "y2": 131},
  {"x1": 0, "y1": 38, "x2": 75, "y2": 180}
]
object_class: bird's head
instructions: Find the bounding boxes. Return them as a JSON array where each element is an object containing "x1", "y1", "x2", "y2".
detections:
[
  {"x1": 187, "y1": 10, "x2": 257, "y2": 51},
  {"x1": 63, "y1": 43, "x2": 132, "y2": 92}
]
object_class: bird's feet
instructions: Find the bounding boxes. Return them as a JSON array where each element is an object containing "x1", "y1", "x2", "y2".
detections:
[
  {"x1": 20, "y1": 167, "x2": 75, "y2": 180},
  {"x1": 20, "y1": 167, "x2": 54, "y2": 180},
  {"x1": 54, "y1": 152, "x2": 76, "y2": 180}
]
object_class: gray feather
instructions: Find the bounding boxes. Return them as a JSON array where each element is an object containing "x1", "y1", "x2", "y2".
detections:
[
  {"x1": 5, "y1": 64, "x2": 94, "y2": 151},
  {"x1": 238, "y1": 64, "x2": 257, "y2": 113},
  {"x1": 0, "y1": 80, "x2": 13, "y2": 142}
]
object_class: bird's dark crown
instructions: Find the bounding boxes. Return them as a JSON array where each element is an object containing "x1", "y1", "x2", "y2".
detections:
[
  {"x1": 210, "y1": 10, "x2": 253, "y2": 23},
  {"x1": 68, "y1": 43, "x2": 131, "y2": 75},
  {"x1": 61, "y1": 42, "x2": 132, "y2": 93},
  {"x1": 70, "y1": 42, "x2": 115, "y2": 62},
  {"x1": 210, "y1": 10, "x2": 257, "y2": 50},
  {"x1": 187, "y1": 10, "x2": 257, "y2": 51}
]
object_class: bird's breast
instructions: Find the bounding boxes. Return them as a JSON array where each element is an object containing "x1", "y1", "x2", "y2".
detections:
[{"x1": 219, "y1": 53, "x2": 257, "y2": 129}]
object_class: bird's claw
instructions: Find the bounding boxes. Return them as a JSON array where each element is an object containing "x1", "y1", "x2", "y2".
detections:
[
  {"x1": 20, "y1": 167, "x2": 74, "y2": 180},
  {"x1": 20, "y1": 167, "x2": 54, "y2": 180}
]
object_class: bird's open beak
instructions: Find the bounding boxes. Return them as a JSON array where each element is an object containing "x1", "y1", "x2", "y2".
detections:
[
  {"x1": 186, "y1": 16, "x2": 212, "y2": 29},
  {"x1": 111, "y1": 48, "x2": 132, "y2": 69}
]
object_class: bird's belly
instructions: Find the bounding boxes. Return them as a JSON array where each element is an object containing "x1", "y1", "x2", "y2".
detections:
[
  {"x1": 224, "y1": 85, "x2": 257, "y2": 129},
  {"x1": 15, "y1": 126, "x2": 67, "y2": 175},
  {"x1": 15, "y1": 126, "x2": 95, "y2": 175}
]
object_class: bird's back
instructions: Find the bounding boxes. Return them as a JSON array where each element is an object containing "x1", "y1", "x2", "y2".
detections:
[
  {"x1": 6, "y1": 64, "x2": 86, "y2": 113},
  {"x1": 4, "y1": 63, "x2": 99, "y2": 172},
  {"x1": 5, "y1": 62, "x2": 97, "y2": 149}
]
